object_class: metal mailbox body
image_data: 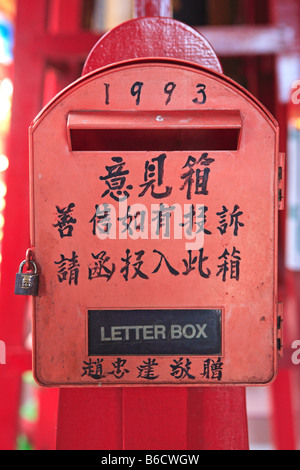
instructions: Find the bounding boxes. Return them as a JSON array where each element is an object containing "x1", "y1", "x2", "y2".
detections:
[{"x1": 30, "y1": 58, "x2": 280, "y2": 386}]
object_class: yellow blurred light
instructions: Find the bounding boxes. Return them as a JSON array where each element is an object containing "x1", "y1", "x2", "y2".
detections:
[
  {"x1": 0, "y1": 197, "x2": 5, "y2": 211},
  {"x1": 0, "y1": 214, "x2": 4, "y2": 229},
  {"x1": 291, "y1": 117, "x2": 300, "y2": 130},
  {"x1": 0, "y1": 154, "x2": 9, "y2": 172},
  {"x1": 0, "y1": 181, "x2": 7, "y2": 197}
]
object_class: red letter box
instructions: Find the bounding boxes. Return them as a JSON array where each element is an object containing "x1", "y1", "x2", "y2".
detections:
[{"x1": 30, "y1": 57, "x2": 283, "y2": 386}]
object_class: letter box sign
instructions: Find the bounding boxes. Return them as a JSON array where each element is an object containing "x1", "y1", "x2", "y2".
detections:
[{"x1": 30, "y1": 58, "x2": 281, "y2": 386}]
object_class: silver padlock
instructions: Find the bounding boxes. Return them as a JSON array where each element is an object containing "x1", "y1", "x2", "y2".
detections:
[{"x1": 15, "y1": 260, "x2": 39, "y2": 296}]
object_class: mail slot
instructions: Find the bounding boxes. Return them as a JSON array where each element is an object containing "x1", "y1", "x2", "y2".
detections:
[
  {"x1": 30, "y1": 58, "x2": 282, "y2": 386},
  {"x1": 67, "y1": 110, "x2": 241, "y2": 151}
]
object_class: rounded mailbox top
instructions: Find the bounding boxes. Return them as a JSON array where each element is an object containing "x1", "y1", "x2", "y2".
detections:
[{"x1": 82, "y1": 17, "x2": 223, "y2": 76}]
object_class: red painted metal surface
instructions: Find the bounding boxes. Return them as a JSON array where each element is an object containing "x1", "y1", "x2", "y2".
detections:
[
  {"x1": 31, "y1": 57, "x2": 280, "y2": 387},
  {"x1": 82, "y1": 17, "x2": 223, "y2": 76}
]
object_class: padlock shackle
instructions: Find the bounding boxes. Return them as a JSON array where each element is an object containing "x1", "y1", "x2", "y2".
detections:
[{"x1": 19, "y1": 259, "x2": 37, "y2": 274}]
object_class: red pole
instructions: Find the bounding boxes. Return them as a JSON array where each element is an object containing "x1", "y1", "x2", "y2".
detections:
[
  {"x1": 0, "y1": 0, "x2": 48, "y2": 450},
  {"x1": 270, "y1": 369, "x2": 296, "y2": 450},
  {"x1": 269, "y1": 0, "x2": 300, "y2": 450},
  {"x1": 134, "y1": 0, "x2": 172, "y2": 18},
  {"x1": 187, "y1": 388, "x2": 249, "y2": 450},
  {"x1": 56, "y1": 389, "x2": 124, "y2": 450}
]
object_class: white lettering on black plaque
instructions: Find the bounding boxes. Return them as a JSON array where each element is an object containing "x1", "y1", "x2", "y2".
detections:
[{"x1": 88, "y1": 309, "x2": 222, "y2": 356}]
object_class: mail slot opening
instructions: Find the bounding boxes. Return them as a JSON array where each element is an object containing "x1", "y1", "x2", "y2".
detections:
[{"x1": 70, "y1": 127, "x2": 240, "y2": 151}]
